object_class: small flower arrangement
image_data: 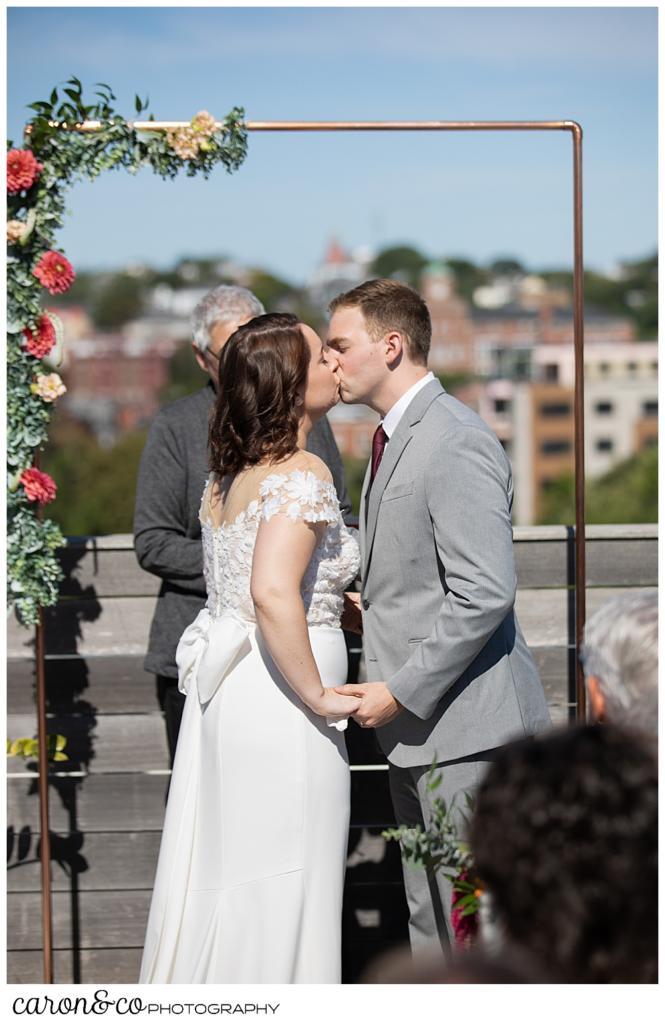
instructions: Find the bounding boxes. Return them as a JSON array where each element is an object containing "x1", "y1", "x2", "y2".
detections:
[
  {"x1": 383, "y1": 762, "x2": 483, "y2": 947},
  {"x1": 166, "y1": 110, "x2": 220, "y2": 161}
]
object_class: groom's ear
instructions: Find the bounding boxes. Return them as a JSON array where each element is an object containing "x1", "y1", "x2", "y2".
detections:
[{"x1": 384, "y1": 330, "x2": 404, "y2": 366}]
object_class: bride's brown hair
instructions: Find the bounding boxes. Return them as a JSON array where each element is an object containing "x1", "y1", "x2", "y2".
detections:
[{"x1": 208, "y1": 312, "x2": 310, "y2": 476}]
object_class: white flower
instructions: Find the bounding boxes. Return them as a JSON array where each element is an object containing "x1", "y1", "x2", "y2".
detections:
[{"x1": 30, "y1": 373, "x2": 67, "y2": 402}]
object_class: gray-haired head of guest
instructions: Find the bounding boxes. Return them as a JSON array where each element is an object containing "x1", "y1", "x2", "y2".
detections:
[
  {"x1": 580, "y1": 591, "x2": 658, "y2": 740},
  {"x1": 191, "y1": 285, "x2": 265, "y2": 354}
]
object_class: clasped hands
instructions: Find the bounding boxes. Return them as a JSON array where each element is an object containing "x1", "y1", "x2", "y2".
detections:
[{"x1": 332, "y1": 682, "x2": 403, "y2": 728}]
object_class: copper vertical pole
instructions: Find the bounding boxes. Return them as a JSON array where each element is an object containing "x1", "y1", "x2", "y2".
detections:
[
  {"x1": 33, "y1": 450, "x2": 54, "y2": 983},
  {"x1": 571, "y1": 124, "x2": 587, "y2": 720},
  {"x1": 35, "y1": 607, "x2": 54, "y2": 983}
]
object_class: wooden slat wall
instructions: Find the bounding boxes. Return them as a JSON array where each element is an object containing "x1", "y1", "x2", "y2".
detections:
[{"x1": 6, "y1": 526, "x2": 657, "y2": 984}]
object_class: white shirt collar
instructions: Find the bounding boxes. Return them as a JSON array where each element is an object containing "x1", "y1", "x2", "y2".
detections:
[{"x1": 381, "y1": 372, "x2": 435, "y2": 439}]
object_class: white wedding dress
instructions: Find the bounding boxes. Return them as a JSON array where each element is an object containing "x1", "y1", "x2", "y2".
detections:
[{"x1": 139, "y1": 466, "x2": 360, "y2": 984}]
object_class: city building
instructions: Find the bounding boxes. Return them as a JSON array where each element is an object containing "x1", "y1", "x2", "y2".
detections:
[
  {"x1": 307, "y1": 238, "x2": 373, "y2": 311},
  {"x1": 460, "y1": 341, "x2": 658, "y2": 523}
]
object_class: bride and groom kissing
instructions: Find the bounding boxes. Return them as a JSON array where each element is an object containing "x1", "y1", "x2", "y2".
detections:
[{"x1": 139, "y1": 278, "x2": 550, "y2": 984}]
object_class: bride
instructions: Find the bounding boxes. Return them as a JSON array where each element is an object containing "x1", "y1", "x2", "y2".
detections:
[{"x1": 139, "y1": 313, "x2": 362, "y2": 984}]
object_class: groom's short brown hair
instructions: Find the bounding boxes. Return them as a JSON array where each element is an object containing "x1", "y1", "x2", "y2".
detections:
[{"x1": 329, "y1": 279, "x2": 431, "y2": 366}]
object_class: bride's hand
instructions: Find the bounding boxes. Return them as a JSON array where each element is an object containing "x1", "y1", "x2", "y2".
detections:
[{"x1": 312, "y1": 689, "x2": 362, "y2": 718}]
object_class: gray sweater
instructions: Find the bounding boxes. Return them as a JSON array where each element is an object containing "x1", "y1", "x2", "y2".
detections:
[{"x1": 134, "y1": 382, "x2": 352, "y2": 677}]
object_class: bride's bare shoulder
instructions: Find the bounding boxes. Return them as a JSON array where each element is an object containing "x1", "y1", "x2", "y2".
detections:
[{"x1": 271, "y1": 449, "x2": 333, "y2": 483}]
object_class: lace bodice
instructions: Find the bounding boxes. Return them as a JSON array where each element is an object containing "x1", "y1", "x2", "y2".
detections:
[{"x1": 200, "y1": 469, "x2": 360, "y2": 628}]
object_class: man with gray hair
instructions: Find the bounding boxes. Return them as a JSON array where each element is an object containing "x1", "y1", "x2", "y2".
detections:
[
  {"x1": 580, "y1": 591, "x2": 658, "y2": 746},
  {"x1": 134, "y1": 284, "x2": 351, "y2": 764}
]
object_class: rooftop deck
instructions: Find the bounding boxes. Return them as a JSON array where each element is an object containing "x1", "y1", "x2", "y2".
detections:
[{"x1": 6, "y1": 523, "x2": 657, "y2": 983}]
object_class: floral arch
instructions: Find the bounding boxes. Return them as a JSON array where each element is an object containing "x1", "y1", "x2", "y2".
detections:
[{"x1": 7, "y1": 79, "x2": 248, "y2": 624}]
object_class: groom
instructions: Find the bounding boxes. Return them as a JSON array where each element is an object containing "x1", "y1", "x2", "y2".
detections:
[{"x1": 328, "y1": 279, "x2": 550, "y2": 955}]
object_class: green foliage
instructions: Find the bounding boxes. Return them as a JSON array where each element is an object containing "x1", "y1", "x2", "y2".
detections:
[
  {"x1": 341, "y1": 455, "x2": 370, "y2": 517},
  {"x1": 7, "y1": 734, "x2": 68, "y2": 762},
  {"x1": 489, "y1": 256, "x2": 524, "y2": 277},
  {"x1": 382, "y1": 762, "x2": 475, "y2": 879},
  {"x1": 7, "y1": 511, "x2": 65, "y2": 624},
  {"x1": 90, "y1": 272, "x2": 145, "y2": 329},
  {"x1": 42, "y1": 426, "x2": 148, "y2": 535},
  {"x1": 539, "y1": 445, "x2": 658, "y2": 525},
  {"x1": 382, "y1": 762, "x2": 482, "y2": 931},
  {"x1": 7, "y1": 78, "x2": 248, "y2": 623},
  {"x1": 159, "y1": 343, "x2": 208, "y2": 405},
  {"x1": 371, "y1": 245, "x2": 428, "y2": 287},
  {"x1": 248, "y1": 269, "x2": 295, "y2": 311},
  {"x1": 444, "y1": 258, "x2": 489, "y2": 302},
  {"x1": 539, "y1": 253, "x2": 658, "y2": 339}
]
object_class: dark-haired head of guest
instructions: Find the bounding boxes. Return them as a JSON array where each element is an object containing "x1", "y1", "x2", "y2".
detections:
[
  {"x1": 470, "y1": 723, "x2": 658, "y2": 984},
  {"x1": 208, "y1": 312, "x2": 339, "y2": 476}
]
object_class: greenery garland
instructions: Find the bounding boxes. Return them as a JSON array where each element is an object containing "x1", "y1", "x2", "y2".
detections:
[{"x1": 7, "y1": 79, "x2": 248, "y2": 625}]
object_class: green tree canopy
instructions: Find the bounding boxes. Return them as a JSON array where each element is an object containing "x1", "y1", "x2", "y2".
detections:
[
  {"x1": 159, "y1": 341, "x2": 208, "y2": 404},
  {"x1": 42, "y1": 417, "x2": 148, "y2": 535},
  {"x1": 91, "y1": 272, "x2": 145, "y2": 329},
  {"x1": 489, "y1": 257, "x2": 525, "y2": 277},
  {"x1": 371, "y1": 245, "x2": 428, "y2": 287},
  {"x1": 248, "y1": 269, "x2": 295, "y2": 310},
  {"x1": 538, "y1": 445, "x2": 657, "y2": 525},
  {"x1": 444, "y1": 257, "x2": 489, "y2": 303}
]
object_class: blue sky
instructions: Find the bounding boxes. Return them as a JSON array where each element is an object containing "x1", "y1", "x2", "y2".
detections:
[{"x1": 7, "y1": 6, "x2": 658, "y2": 282}]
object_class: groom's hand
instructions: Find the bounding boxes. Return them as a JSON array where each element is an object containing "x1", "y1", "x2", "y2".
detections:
[{"x1": 333, "y1": 683, "x2": 403, "y2": 728}]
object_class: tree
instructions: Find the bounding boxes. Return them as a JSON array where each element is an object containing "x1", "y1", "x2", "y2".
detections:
[
  {"x1": 444, "y1": 258, "x2": 489, "y2": 303},
  {"x1": 538, "y1": 446, "x2": 657, "y2": 525},
  {"x1": 341, "y1": 456, "x2": 370, "y2": 518},
  {"x1": 371, "y1": 245, "x2": 428, "y2": 287},
  {"x1": 91, "y1": 272, "x2": 145, "y2": 329},
  {"x1": 539, "y1": 252, "x2": 658, "y2": 340},
  {"x1": 489, "y1": 257, "x2": 524, "y2": 277},
  {"x1": 159, "y1": 342, "x2": 208, "y2": 404},
  {"x1": 42, "y1": 420, "x2": 148, "y2": 535},
  {"x1": 248, "y1": 269, "x2": 295, "y2": 310}
]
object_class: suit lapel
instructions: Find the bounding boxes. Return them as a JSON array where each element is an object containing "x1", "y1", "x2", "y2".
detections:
[{"x1": 362, "y1": 378, "x2": 445, "y2": 581}]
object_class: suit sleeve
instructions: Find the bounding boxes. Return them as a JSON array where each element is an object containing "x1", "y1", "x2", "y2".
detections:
[
  {"x1": 387, "y1": 424, "x2": 517, "y2": 719},
  {"x1": 306, "y1": 415, "x2": 354, "y2": 525},
  {"x1": 133, "y1": 412, "x2": 206, "y2": 594}
]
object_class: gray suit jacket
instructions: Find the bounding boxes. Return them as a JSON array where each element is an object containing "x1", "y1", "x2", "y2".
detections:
[
  {"x1": 360, "y1": 378, "x2": 550, "y2": 767},
  {"x1": 134, "y1": 382, "x2": 352, "y2": 677}
]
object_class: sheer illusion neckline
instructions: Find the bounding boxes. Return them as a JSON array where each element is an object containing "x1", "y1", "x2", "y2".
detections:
[
  {"x1": 199, "y1": 466, "x2": 339, "y2": 532},
  {"x1": 201, "y1": 499, "x2": 261, "y2": 533}
]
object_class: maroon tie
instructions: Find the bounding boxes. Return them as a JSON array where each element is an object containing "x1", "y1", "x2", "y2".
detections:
[{"x1": 370, "y1": 424, "x2": 388, "y2": 484}]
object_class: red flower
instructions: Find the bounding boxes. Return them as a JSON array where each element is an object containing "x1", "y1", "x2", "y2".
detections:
[
  {"x1": 7, "y1": 149, "x2": 43, "y2": 193},
  {"x1": 33, "y1": 251, "x2": 76, "y2": 295},
  {"x1": 20, "y1": 468, "x2": 57, "y2": 505},
  {"x1": 23, "y1": 315, "x2": 56, "y2": 359},
  {"x1": 451, "y1": 870, "x2": 480, "y2": 948}
]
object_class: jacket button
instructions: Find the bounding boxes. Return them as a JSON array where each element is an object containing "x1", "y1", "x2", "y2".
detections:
[{"x1": 362, "y1": 598, "x2": 370, "y2": 610}]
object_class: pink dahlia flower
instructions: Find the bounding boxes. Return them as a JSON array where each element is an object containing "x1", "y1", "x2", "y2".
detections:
[
  {"x1": 23, "y1": 315, "x2": 56, "y2": 359},
  {"x1": 33, "y1": 251, "x2": 76, "y2": 294},
  {"x1": 7, "y1": 149, "x2": 42, "y2": 194},
  {"x1": 21, "y1": 468, "x2": 57, "y2": 505}
]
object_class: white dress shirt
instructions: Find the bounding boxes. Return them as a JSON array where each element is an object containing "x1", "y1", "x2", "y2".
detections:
[{"x1": 381, "y1": 372, "x2": 435, "y2": 439}]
